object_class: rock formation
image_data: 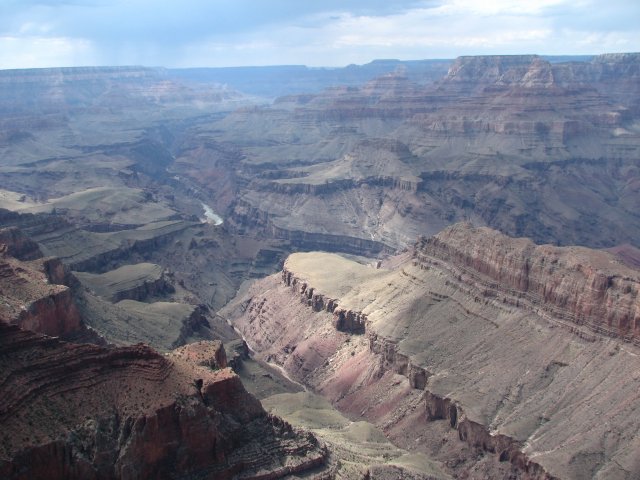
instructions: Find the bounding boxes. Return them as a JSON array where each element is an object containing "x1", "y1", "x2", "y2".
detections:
[
  {"x1": 415, "y1": 223, "x2": 640, "y2": 343},
  {"x1": 0, "y1": 225, "x2": 333, "y2": 479},
  {"x1": 0, "y1": 324, "x2": 331, "y2": 479},
  {"x1": 209, "y1": 53, "x2": 640, "y2": 250},
  {"x1": 0, "y1": 66, "x2": 243, "y2": 115},
  {"x1": 0, "y1": 227, "x2": 83, "y2": 337},
  {"x1": 223, "y1": 224, "x2": 640, "y2": 479},
  {"x1": 74, "y1": 263, "x2": 174, "y2": 303},
  {"x1": 2, "y1": 54, "x2": 640, "y2": 479},
  {"x1": 0, "y1": 226, "x2": 43, "y2": 260}
]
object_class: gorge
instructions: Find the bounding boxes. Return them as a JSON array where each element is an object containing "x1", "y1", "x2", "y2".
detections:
[{"x1": 1, "y1": 52, "x2": 640, "y2": 479}]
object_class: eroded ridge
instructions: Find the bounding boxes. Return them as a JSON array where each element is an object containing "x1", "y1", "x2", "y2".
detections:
[
  {"x1": 415, "y1": 222, "x2": 640, "y2": 345},
  {"x1": 276, "y1": 256, "x2": 553, "y2": 478},
  {"x1": 226, "y1": 225, "x2": 640, "y2": 479},
  {"x1": 0, "y1": 324, "x2": 332, "y2": 479},
  {"x1": 0, "y1": 227, "x2": 83, "y2": 337},
  {"x1": 282, "y1": 268, "x2": 366, "y2": 334}
]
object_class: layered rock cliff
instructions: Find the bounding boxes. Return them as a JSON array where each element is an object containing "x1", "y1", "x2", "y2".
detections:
[
  {"x1": 0, "y1": 323, "x2": 331, "y2": 480},
  {"x1": 223, "y1": 225, "x2": 640, "y2": 479},
  {"x1": 0, "y1": 228, "x2": 83, "y2": 337},
  {"x1": 74, "y1": 263, "x2": 174, "y2": 303},
  {"x1": 414, "y1": 223, "x2": 640, "y2": 344},
  {"x1": 0, "y1": 226, "x2": 43, "y2": 260},
  {"x1": 0, "y1": 66, "x2": 242, "y2": 116},
  {"x1": 212, "y1": 53, "x2": 640, "y2": 251}
]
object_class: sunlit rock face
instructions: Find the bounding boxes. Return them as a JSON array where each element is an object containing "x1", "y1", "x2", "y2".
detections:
[{"x1": 224, "y1": 224, "x2": 640, "y2": 480}]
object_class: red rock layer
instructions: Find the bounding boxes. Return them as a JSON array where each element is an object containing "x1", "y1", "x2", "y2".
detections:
[
  {"x1": 225, "y1": 225, "x2": 640, "y2": 479},
  {"x1": 415, "y1": 223, "x2": 640, "y2": 344},
  {"x1": 0, "y1": 324, "x2": 331, "y2": 480},
  {"x1": 0, "y1": 252, "x2": 82, "y2": 337},
  {"x1": 226, "y1": 273, "x2": 545, "y2": 479}
]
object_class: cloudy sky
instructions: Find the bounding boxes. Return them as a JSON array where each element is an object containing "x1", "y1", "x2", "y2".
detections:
[{"x1": 0, "y1": 0, "x2": 638, "y2": 69}]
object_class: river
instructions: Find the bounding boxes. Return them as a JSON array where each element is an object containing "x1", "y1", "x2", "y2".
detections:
[{"x1": 201, "y1": 203, "x2": 223, "y2": 225}]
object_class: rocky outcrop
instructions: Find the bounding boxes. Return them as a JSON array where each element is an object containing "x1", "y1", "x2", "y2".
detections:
[
  {"x1": 439, "y1": 53, "x2": 640, "y2": 104},
  {"x1": 173, "y1": 339, "x2": 228, "y2": 369},
  {"x1": 231, "y1": 199, "x2": 391, "y2": 256},
  {"x1": 84, "y1": 298, "x2": 218, "y2": 352},
  {"x1": 270, "y1": 226, "x2": 390, "y2": 257},
  {"x1": 14, "y1": 287, "x2": 82, "y2": 337},
  {"x1": 0, "y1": 244, "x2": 83, "y2": 337},
  {"x1": 368, "y1": 333, "x2": 430, "y2": 390},
  {"x1": 74, "y1": 263, "x2": 174, "y2": 303},
  {"x1": 225, "y1": 228, "x2": 640, "y2": 480},
  {"x1": 214, "y1": 53, "x2": 640, "y2": 251},
  {"x1": 423, "y1": 392, "x2": 554, "y2": 480},
  {"x1": 172, "y1": 304, "x2": 216, "y2": 349},
  {"x1": 253, "y1": 175, "x2": 419, "y2": 196},
  {"x1": 282, "y1": 267, "x2": 366, "y2": 333},
  {"x1": 0, "y1": 227, "x2": 43, "y2": 260},
  {"x1": 225, "y1": 338, "x2": 251, "y2": 371},
  {"x1": 440, "y1": 55, "x2": 541, "y2": 94},
  {"x1": 33, "y1": 220, "x2": 197, "y2": 273},
  {"x1": 0, "y1": 324, "x2": 331, "y2": 480},
  {"x1": 415, "y1": 223, "x2": 640, "y2": 344}
]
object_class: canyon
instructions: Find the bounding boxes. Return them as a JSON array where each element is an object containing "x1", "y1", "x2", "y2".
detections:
[
  {"x1": 223, "y1": 224, "x2": 640, "y2": 479},
  {"x1": 0, "y1": 53, "x2": 639, "y2": 478}
]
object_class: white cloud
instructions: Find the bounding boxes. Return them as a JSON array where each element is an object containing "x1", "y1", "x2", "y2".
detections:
[
  {"x1": 434, "y1": 0, "x2": 574, "y2": 16},
  {"x1": 236, "y1": 7, "x2": 559, "y2": 66},
  {"x1": 574, "y1": 31, "x2": 640, "y2": 49},
  {"x1": 0, "y1": 0, "x2": 638, "y2": 68},
  {"x1": 0, "y1": 35, "x2": 95, "y2": 68}
]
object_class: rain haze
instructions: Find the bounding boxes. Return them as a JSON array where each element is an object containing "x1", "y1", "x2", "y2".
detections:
[{"x1": 0, "y1": 0, "x2": 639, "y2": 68}]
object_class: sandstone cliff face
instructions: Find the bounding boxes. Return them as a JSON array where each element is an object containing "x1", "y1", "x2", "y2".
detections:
[
  {"x1": 0, "y1": 324, "x2": 331, "y2": 480},
  {"x1": 415, "y1": 223, "x2": 640, "y2": 344},
  {"x1": 440, "y1": 55, "x2": 541, "y2": 94},
  {"x1": 282, "y1": 268, "x2": 366, "y2": 333},
  {"x1": 224, "y1": 226, "x2": 640, "y2": 480},
  {"x1": 0, "y1": 238, "x2": 83, "y2": 337},
  {"x1": 230, "y1": 198, "x2": 392, "y2": 255}
]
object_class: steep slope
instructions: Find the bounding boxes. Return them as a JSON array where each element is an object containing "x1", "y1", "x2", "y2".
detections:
[
  {"x1": 223, "y1": 224, "x2": 640, "y2": 479},
  {"x1": 0, "y1": 225, "x2": 335, "y2": 479},
  {"x1": 209, "y1": 53, "x2": 640, "y2": 250},
  {"x1": 0, "y1": 324, "x2": 331, "y2": 479},
  {"x1": 0, "y1": 223, "x2": 217, "y2": 349},
  {"x1": 74, "y1": 263, "x2": 172, "y2": 302},
  {"x1": 0, "y1": 227, "x2": 83, "y2": 337}
]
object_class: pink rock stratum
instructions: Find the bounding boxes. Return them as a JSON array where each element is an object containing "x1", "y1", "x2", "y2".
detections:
[{"x1": 224, "y1": 223, "x2": 640, "y2": 480}]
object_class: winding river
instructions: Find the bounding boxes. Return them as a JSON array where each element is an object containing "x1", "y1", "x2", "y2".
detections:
[{"x1": 201, "y1": 203, "x2": 223, "y2": 225}]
